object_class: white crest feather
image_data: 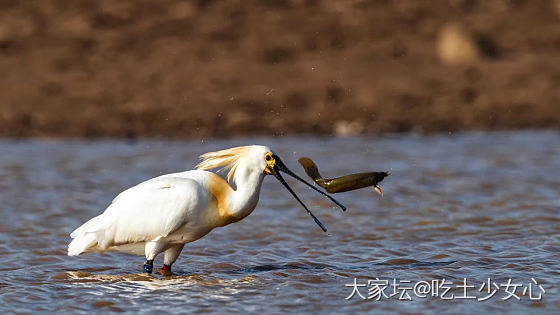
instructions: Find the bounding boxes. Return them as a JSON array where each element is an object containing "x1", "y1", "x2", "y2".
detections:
[{"x1": 195, "y1": 146, "x2": 252, "y2": 183}]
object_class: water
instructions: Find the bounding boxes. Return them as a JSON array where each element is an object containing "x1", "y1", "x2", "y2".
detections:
[{"x1": 0, "y1": 131, "x2": 559, "y2": 313}]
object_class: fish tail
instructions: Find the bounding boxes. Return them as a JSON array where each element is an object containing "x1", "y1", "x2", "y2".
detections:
[{"x1": 297, "y1": 157, "x2": 323, "y2": 180}]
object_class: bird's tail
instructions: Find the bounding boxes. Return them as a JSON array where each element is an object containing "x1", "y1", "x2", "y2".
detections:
[
  {"x1": 68, "y1": 233, "x2": 97, "y2": 256},
  {"x1": 68, "y1": 214, "x2": 109, "y2": 256}
]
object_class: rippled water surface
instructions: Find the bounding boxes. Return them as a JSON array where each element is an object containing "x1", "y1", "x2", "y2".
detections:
[{"x1": 1, "y1": 132, "x2": 559, "y2": 313}]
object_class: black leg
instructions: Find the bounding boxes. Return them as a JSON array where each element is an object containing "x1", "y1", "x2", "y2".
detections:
[{"x1": 143, "y1": 259, "x2": 154, "y2": 273}]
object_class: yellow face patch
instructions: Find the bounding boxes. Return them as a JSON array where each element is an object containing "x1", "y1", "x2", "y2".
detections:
[{"x1": 263, "y1": 152, "x2": 275, "y2": 174}]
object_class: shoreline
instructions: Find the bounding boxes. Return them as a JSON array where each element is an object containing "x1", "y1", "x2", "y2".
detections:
[
  {"x1": 1, "y1": 1, "x2": 559, "y2": 138},
  {"x1": 1, "y1": 128, "x2": 557, "y2": 142}
]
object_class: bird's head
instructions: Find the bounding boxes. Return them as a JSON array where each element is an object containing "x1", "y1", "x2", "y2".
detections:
[
  {"x1": 256, "y1": 145, "x2": 347, "y2": 232},
  {"x1": 197, "y1": 145, "x2": 346, "y2": 232}
]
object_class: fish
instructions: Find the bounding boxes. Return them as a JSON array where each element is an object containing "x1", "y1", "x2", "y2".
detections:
[{"x1": 297, "y1": 157, "x2": 389, "y2": 196}]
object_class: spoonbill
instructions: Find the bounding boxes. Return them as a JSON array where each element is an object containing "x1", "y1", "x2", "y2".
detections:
[{"x1": 68, "y1": 145, "x2": 346, "y2": 274}]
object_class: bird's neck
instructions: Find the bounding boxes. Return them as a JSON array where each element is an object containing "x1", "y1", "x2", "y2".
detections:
[{"x1": 227, "y1": 166, "x2": 265, "y2": 219}]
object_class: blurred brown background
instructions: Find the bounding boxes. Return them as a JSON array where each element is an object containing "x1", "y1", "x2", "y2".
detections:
[{"x1": 0, "y1": 0, "x2": 559, "y2": 138}]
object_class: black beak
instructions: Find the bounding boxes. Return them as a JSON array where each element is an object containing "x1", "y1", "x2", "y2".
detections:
[
  {"x1": 274, "y1": 156, "x2": 346, "y2": 211},
  {"x1": 272, "y1": 168, "x2": 328, "y2": 232},
  {"x1": 271, "y1": 155, "x2": 347, "y2": 233}
]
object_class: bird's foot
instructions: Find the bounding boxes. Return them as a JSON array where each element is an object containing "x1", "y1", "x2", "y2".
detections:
[
  {"x1": 156, "y1": 264, "x2": 174, "y2": 277},
  {"x1": 143, "y1": 260, "x2": 154, "y2": 273}
]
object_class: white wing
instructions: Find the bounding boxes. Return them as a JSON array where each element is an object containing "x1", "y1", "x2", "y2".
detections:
[{"x1": 68, "y1": 172, "x2": 210, "y2": 255}]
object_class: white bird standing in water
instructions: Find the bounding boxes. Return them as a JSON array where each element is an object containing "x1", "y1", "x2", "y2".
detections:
[{"x1": 68, "y1": 145, "x2": 345, "y2": 274}]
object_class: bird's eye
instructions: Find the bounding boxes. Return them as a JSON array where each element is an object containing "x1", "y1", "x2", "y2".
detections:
[{"x1": 265, "y1": 155, "x2": 272, "y2": 161}]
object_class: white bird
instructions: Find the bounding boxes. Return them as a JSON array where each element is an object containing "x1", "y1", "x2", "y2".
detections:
[{"x1": 68, "y1": 145, "x2": 345, "y2": 274}]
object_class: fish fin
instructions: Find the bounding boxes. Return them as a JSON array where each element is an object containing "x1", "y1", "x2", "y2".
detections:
[{"x1": 373, "y1": 185, "x2": 383, "y2": 197}]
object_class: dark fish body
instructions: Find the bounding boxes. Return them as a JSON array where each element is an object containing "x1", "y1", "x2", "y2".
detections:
[
  {"x1": 298, "y1": 157, "x2": 389, "y2": 194},
  {"x1": 315, "y1": 172, "x2": 389, "y2": 193}
]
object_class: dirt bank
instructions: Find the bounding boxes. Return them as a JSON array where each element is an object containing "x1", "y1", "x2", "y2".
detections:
[{"x1": 1, "y1": 0, "x2": 559, "y2": 138}]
